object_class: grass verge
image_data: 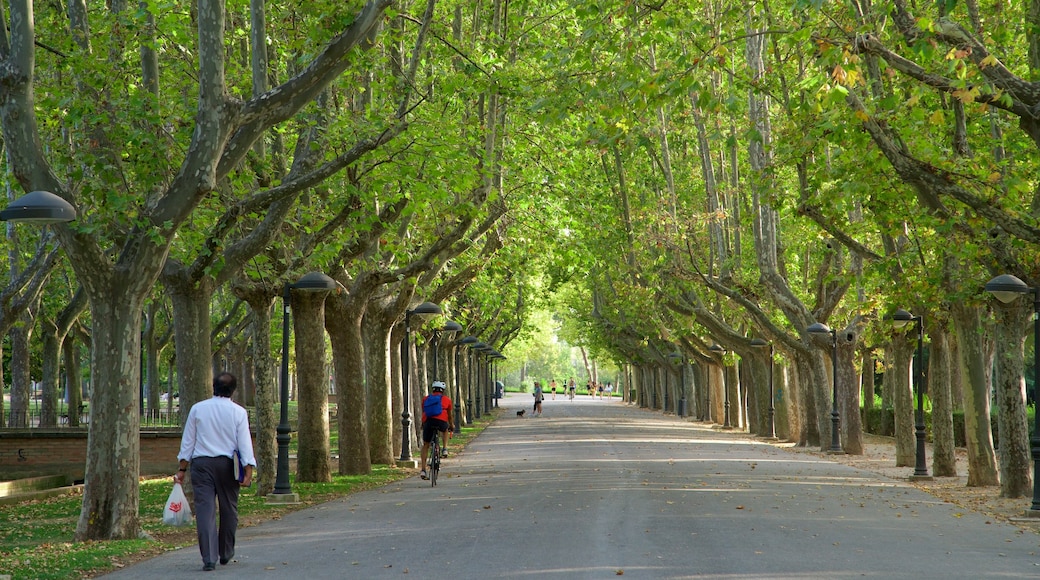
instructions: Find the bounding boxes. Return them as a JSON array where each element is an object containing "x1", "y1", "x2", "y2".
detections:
[{"x1": 0, "y1": 411, "x2": 498, "y2": 579}]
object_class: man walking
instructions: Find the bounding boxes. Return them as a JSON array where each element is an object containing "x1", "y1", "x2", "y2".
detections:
[{"x1": 174, "y1": 372, "x2": 256, "y2": 571}]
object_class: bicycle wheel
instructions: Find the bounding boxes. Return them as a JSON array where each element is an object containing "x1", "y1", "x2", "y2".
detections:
[{"x1": 430, "y1": 437, "x2": 440, "y2": 486}]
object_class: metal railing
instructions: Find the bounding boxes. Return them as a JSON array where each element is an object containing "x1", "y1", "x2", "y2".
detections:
[{"x1": 2, "y1": 403, "x2": 269, "y2": 430}]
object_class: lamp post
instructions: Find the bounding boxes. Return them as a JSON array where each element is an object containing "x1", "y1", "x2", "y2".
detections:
[
  {"x1": 985, "y1": 274, "x2": 1040, "y2": 516},
  {"x1": 431, "y1": 320, "x2": 462, "y2": 382},
  {"x1": 400, "y1": 301, "x2": 442, "y2": 463},
  {"x1": 271, "y1": 272, "x2": 338, "y2": 502},
  {"x1": 808, "y1": 322, "x2": 843, "y2": 454},
  {"x1": 484, "y1": 349, "x2": 498, "y2": 413},
  {"x1": 750, "y1": 338, "x2": 777, "y2": 440},
  {"x1": 455, "y1": 336, "x2": 478, "y2": 430},
  {"x1": 709, "y1": 344, "x2": 732, "y2": 428},
  {"x1": 471, "y1": 342, "x2": 489, "y2": 418},
  {"x1": 890, "y1": 309, "x2": 932, "y2": 480},
  {"x1": 461, "y1": 337, "x2": 480, "y2": 424},
  {"x1": 668, "y1": 352, "x2": 687, "y2": 418},
  {"x1": 497, "y1": 354, "x2": 507, "y2": 407}
]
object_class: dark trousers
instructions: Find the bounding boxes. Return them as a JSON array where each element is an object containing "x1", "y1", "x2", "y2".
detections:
[{"x1": 190, "y1": 456, "x2": 239, "y2": 565}]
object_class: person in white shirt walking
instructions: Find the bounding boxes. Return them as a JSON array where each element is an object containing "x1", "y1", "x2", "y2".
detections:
[{"x1": 173, "y1": 372, "x2": 256, "y2": 571}]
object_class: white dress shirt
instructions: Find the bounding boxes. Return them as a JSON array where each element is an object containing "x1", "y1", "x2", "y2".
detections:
[{"x1": 178, "y1": 396, "x2": 256, "y2": 467}]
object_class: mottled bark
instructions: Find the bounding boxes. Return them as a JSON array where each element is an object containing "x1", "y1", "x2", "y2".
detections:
[
  {"x1": 237, "y1": 288, "x2": 276, "y2": 496},
  {"x1": 929, "y1": 325, "x2": 958, "y2": 477},
  {"x1": 75, "y1": 291, "x2": 145, "y2": 540},
  {"x1": 889, "y1": 334, "x2": 916, "y2": 466},
  {"x1": 294, "y1": 290, "x2": 332, "y2": 483},
  {"x1": 361, "y1": 295, "x2": 396, "y2": 465},
  {"x1": 166, "y1": 279, "x2": 216, "y2": 423},
  {"x1": 837, "y1": 330, "x2": 863, "y2": 455},
  {"x1": 64, "y1": 335, "x2": 83, "y2": 428},
  {"x1": 327, "y1": 290, "x2": 371, "y2": 475},
  {"x1": 992, "y1": 300, "x2": 1033, "y2": 497},
  {"x1": 8, "y1": 312, "x2": 32, "y2": 427},
  {"x1": 390, "y1": 324, "x2": 405, "y2": 453},
  {"x1": 951, "y1": 303, "x2": 999, "y2": 487}
]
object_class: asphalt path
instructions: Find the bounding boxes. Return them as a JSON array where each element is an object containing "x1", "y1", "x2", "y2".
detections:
[{"x1": 105, "y1": 392, "x2": 1040, "y2": 579}]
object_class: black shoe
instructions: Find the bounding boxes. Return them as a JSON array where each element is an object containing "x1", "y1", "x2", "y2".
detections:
[
  {"x1": 203, "y1": 562, "x2": 216, "y2": 571},
  {"x1": 220, "y1": 549, "x2": 234, "y2": 565}
]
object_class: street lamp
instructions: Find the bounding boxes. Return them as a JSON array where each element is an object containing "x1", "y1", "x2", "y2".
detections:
[
  {"x1": 985, "y1": 274, "x2": 1040, "y2": 516},
  {"x1": 470, "y1": 342, "x2": 489, "y2": 418},
  {"x1": 431, "y1": 320, "x2": 462, "y2": 384},
  {"x1": 750, "y1": 338, "x2": 777, "y2": 440},
  {"x1": 709, "y1": 344, "x2": 732, "y2": 428},
  {"x1": 667, "y1": 352, "x2": 687, "y2": 418},
  {"x1": 484, "y1": 349, "x2": 499, "y2": 414},
  {"x1": 808, "y1": 322, "x2": 843, "y2": 454},
  {"x1": 270, "y1": 271, "x2": 338, "y2": 503},
  {"x1": 0, "y1": 190, "x2": 77, "y2": 223},
  {"x1": 494, "y1": 353, "x2": 507, "y2": 408},
  {"x1": 455, "y1": 335, "x2": 478, "y2": 431},
  {"x1": 400, "y1": 301, "x2": 442, "y2": 463},
  {"x1": 889, "y1": 309, "x2": 931, "y2": 480}
]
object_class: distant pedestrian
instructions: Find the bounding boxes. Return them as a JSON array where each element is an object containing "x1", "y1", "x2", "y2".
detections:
[
  {"x1": 533, "y1": 382, "x2": 544, "y2": 416},
  {"x1": 568, "y1": 377, "x2": 576, "y2": 400},
  {"x1": 550, "y1": 379, "x2": 558, "y2": 400},
  {"x1": 174, "y1": 372, "x2": 255, "y2": 572}
]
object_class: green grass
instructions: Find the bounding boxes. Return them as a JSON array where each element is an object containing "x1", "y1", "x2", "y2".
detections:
[{"x1": 0, "y1": 410, "x2": 498, "y2": 579}]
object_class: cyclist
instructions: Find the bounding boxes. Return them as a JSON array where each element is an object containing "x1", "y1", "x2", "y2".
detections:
[{"x1": 420, "y1": 381, "x2": 453, "y2": 480}]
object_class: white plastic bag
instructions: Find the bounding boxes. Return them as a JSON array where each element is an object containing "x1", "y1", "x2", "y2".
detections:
[{"x1": 162, "y1": 482, "x2": 192, "y2": 526}]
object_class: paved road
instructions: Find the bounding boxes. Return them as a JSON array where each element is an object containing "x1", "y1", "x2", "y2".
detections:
[{"x1": 106, "y1": 392, "x2": 1040, "y2": 579}]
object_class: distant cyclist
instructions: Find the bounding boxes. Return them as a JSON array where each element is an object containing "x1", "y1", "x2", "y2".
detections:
[{"x1": 420, "y1": 381, "x2": 453, "y2": 480}]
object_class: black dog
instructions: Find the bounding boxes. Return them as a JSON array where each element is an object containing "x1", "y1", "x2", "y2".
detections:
[{"x1": 516, "y1": 409, "x2": 526, "y2": 418}]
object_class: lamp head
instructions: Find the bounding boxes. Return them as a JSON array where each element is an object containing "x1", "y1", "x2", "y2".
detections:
[
  {"x1": 888, "y1": 308, "x2": 914, "y2": 329},
  {"x1": 409, "y1": 301, "x2": 443, "y2": 317},
  {"x1": 0, "y1": 190, "x2": 77, "y2": 224},
  {"x1": 292, "y1": 271, "x2": 338, "y2": 292},
  {"x1": 807, "y1": 322, "x2": 833, "y2": 335},
  {"x1": 441, "y1": 320, "x2": 463, "y2": 332},
  {"x1": 985, "y1": 274, "x2": 1032, "y2": 304},
  {"x1": 749, "y1": 338, "x2": 769, "y2": 348}
]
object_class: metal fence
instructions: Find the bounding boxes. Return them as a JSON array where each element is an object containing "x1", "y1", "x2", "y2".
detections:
[{"x1": 2, "y1": 403, "x2": 268, "y2": 430}]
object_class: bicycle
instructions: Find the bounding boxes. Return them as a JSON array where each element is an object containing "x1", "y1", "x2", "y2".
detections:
[{"x1": 429, "y1": 431, "x2": 442, "y2": 486}]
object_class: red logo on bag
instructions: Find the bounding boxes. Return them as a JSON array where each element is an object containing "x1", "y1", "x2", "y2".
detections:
[{"x1": 168, "y1": 502, "x2": 183, "y2": 514}]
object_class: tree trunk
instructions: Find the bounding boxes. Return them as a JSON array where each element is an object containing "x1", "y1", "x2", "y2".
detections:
[
  {"x1": 390, "y1": 324, "x2": 405, "y2": 454},
  {"x1": 837, "y1": 330, "x2": 864, "y2": 455},
  {"x1": 40, "y1": 324, "x2": 61, "y2": 428},
  {"x1": 775, "y1": 359, "x2": 797, "y2": 442},
  {"x1": 75, "y1": 291, "x2": 145, "y2": 541},
  {"x1": 327, "y1": 291, "x2": 371, "y2": 475},
  {"x1": 294, "y1": 290, "x2": 332, "y2": 483},
  {"x1": 930, "y1": 324, "x2": 958, "y2": 476},
  {"x1": 144, "y1": 302, "x2": 162, "y2": 419},
  {"x1": 890, "y1": 335, "x2": 915, "y2": 466},
  {"x1": 992, "y1": 299, "x2": 1033, "y2": 497},
  {"x1": 239, "y1": 290, "x2": 277, "y2": 496},
  {"x1": 65, "y1": 336, "x2": 83, "y2": 428},
  {"x1": 8, "y1": 312, "x2": 32, "y2": 428},
  {"x1": 362, "y1": 301, "x2": 395, "y2": 465},
  {"x1": 166, "y1": 279, "x2": 216, "y2": 422},
  {"x1": 952, "y1": 302, "x2": 999, "y2": 487},
  {"x1": 710, "y1": 363, "x2": 725, "y2": 422}
]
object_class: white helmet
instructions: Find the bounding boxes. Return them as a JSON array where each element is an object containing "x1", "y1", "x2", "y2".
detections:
[{"x1": 431, "y1": 381, "x2": 446, "y2": 392}]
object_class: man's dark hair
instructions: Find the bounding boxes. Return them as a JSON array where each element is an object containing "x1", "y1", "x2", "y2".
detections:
[{"x1": 213, "y1": 372, "x2": 237, "y2": 397}]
